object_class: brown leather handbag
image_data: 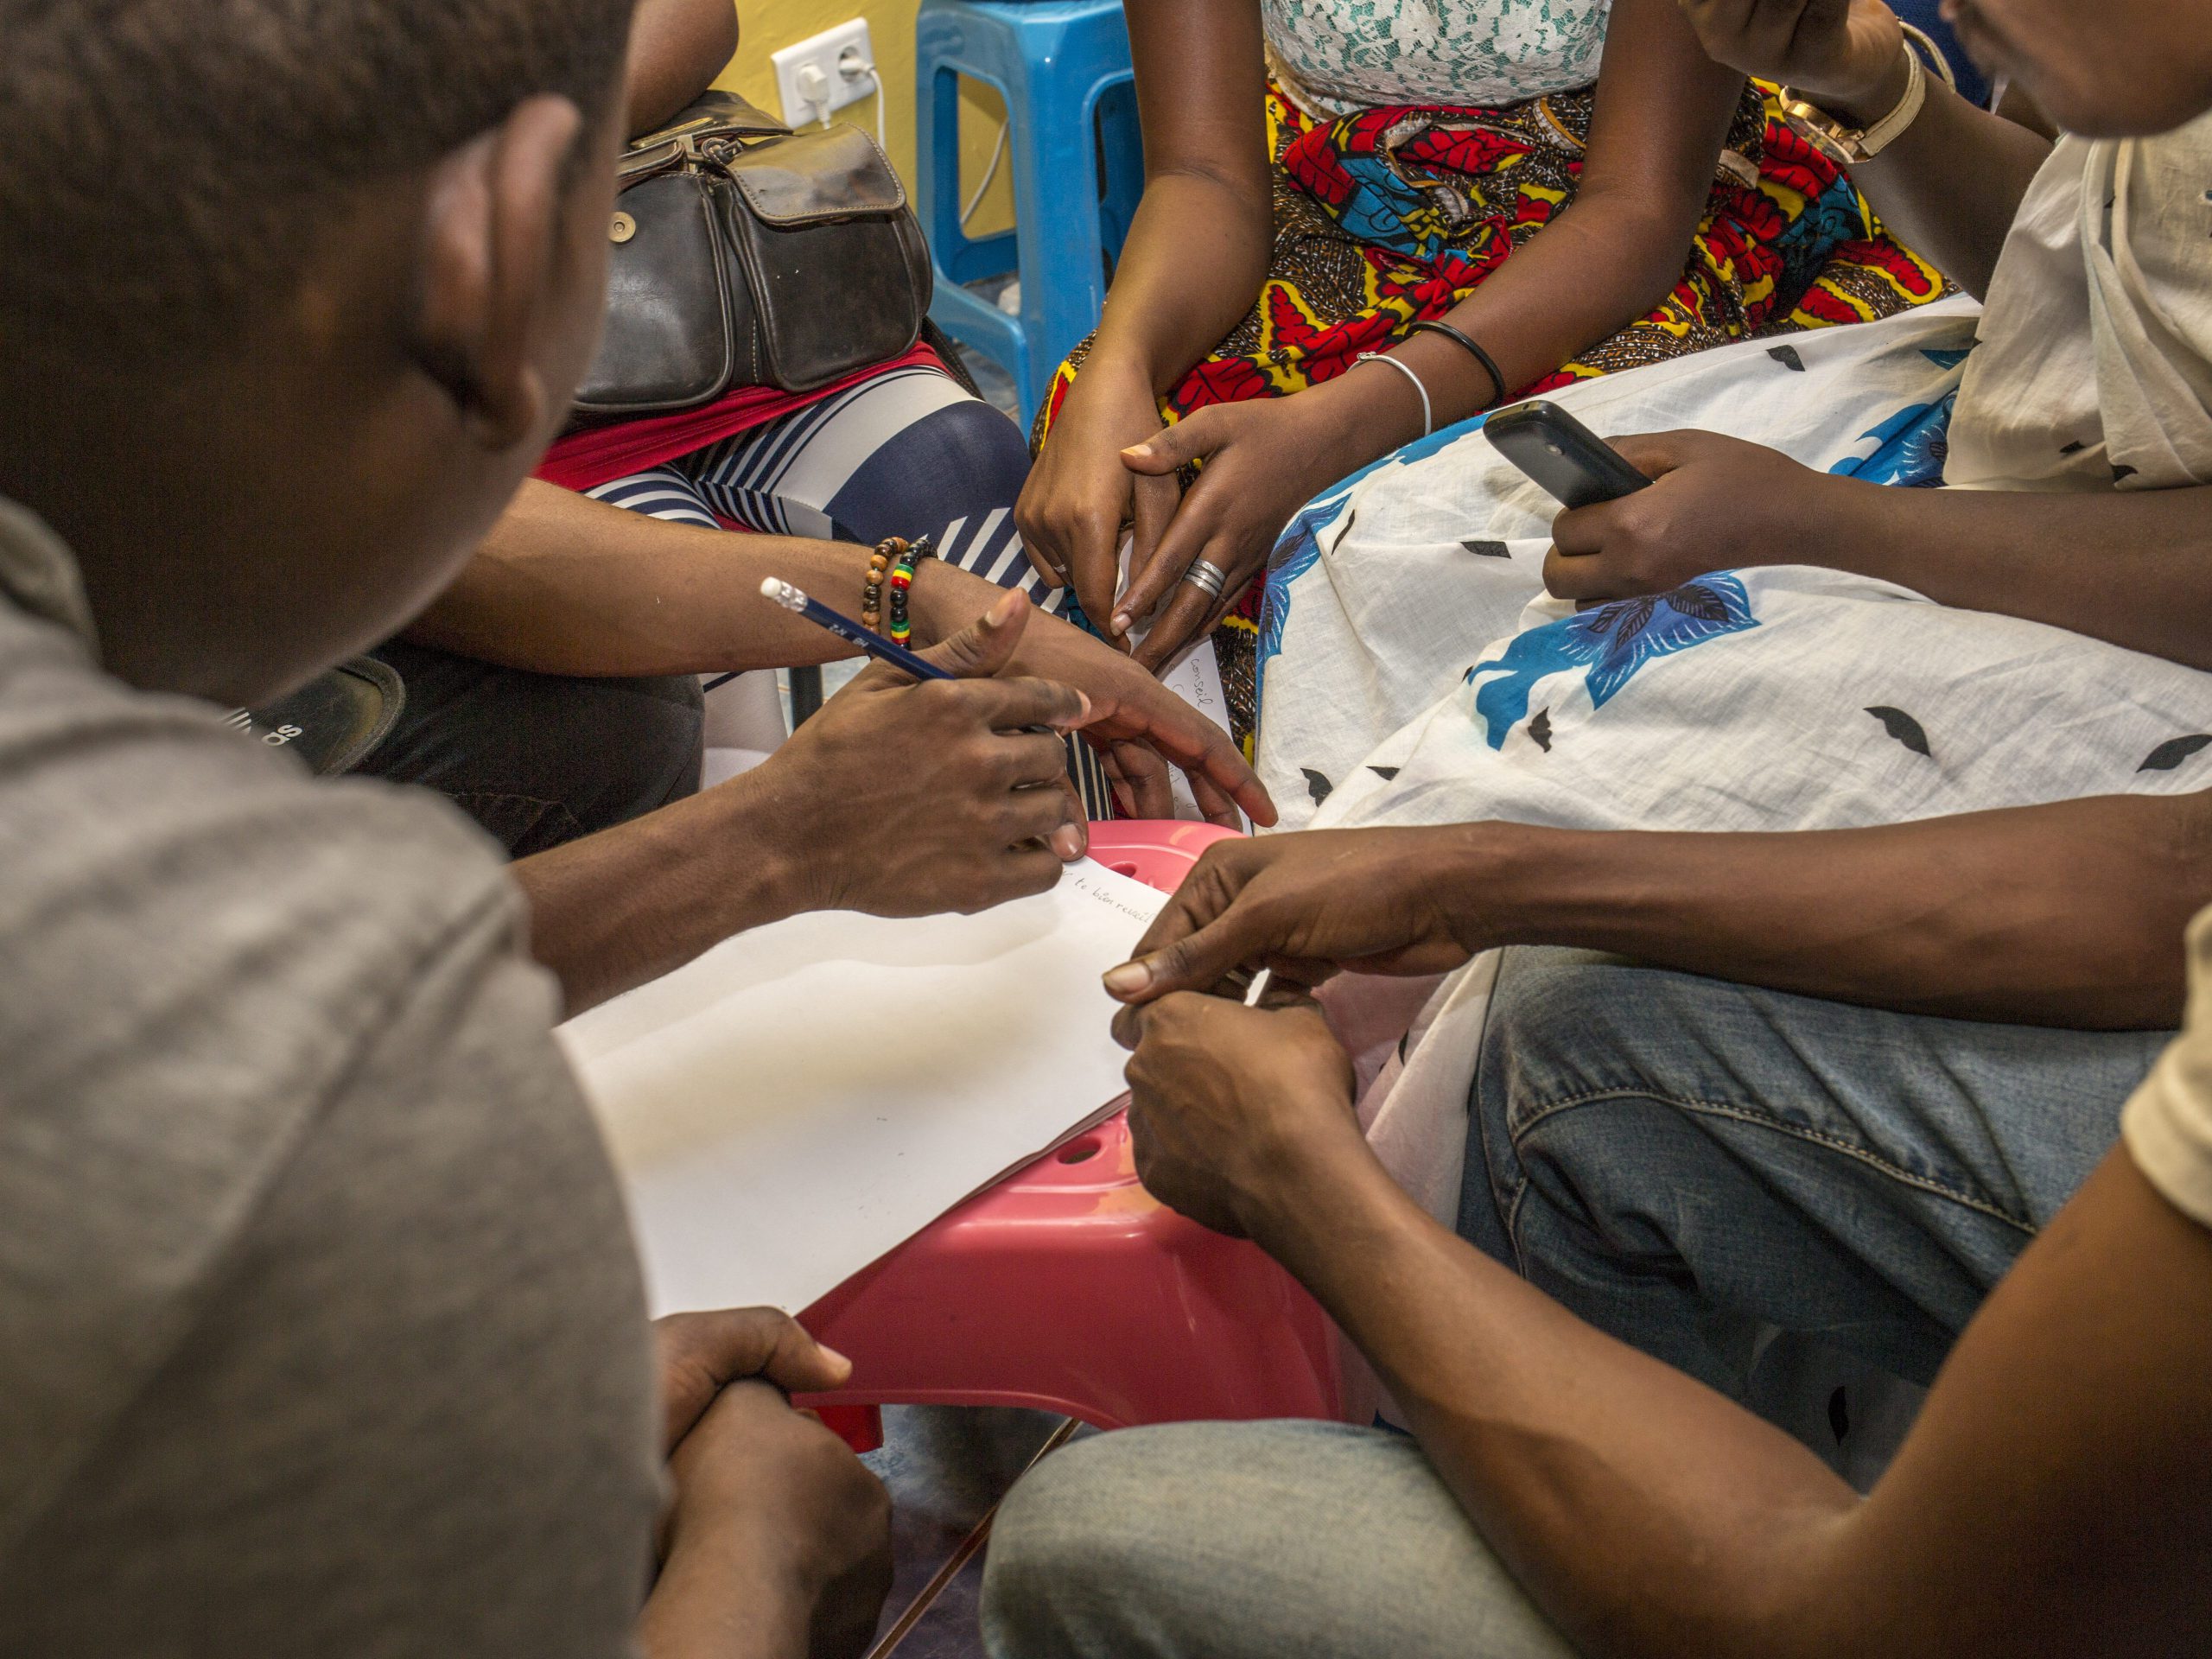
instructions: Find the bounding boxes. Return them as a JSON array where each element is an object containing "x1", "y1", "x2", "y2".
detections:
[{"x1": 573, "y1": 92, "x2": 932, "y2": 418}]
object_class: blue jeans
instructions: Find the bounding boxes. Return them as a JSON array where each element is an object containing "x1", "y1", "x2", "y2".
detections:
[
  {"x1": 981, "y1": 948, "x2": 2169, "y2": 1659},
  {"x1": 1460, "y1": 947, "x2": 2169, "y2": 1396}
]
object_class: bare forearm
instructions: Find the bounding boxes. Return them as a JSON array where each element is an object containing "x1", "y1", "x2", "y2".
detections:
[
  {"x1": 1258, "y1": 1111, "x2": 2212, "y2": 1659},
  {"x1": 410, "y1": 482, "x2": 901, "y2": 677},
  {"x1": 514, "y1": 766, "x2": 805, "y2": 1015},
  {"x1": 1096, "y1": 0, "x2": 1274, "y2": 388},
  {"x1": 1465, "y1": 791, "x2": 2211, "y2": 1027},
  {"x1": 1255, "y1": 1153, "x2": 1860, "y2": 1659},
  {"x1": 1392, "y1": 194, "x2": 1729, "y2": 424},
  {"x1": 1383, "y1": 0, "x2": 1744, "y2": 423},
  {"x1": 1805, "y1": 474, "x2": 2212, "y2": 670},
  {"x1": 1089, "y1": 171, "x2": 1273, "y2": 389},
  {"x1": 1303, "y1": 197, "x2": 1748, "y2": 463},
  {"x1": 638, "y1": 1541, "x2": 810, "y2": 1659},
  {"x1": 1812, "y1": 66, "x2": 2050, "y2": 298}
]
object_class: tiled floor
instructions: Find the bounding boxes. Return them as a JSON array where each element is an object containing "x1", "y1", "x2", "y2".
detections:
[{"x1": 861, "y1": 1406, "x2": 1077, "y2": 1658}]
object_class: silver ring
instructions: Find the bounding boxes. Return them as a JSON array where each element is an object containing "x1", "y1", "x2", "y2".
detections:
[{"x1": 1182, "y1": 558, "x2": 1230, "y2": 602}]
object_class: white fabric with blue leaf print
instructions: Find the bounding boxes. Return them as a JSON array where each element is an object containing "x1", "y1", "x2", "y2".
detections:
[{"x1": 1254, "y1": 113, "x2": 2212, "y2": 1227}]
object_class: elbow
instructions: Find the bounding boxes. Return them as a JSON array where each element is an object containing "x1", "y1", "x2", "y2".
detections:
[
  {"x1": 1556, "y1": 188, "x2": 1706, "y2": 327},
  {"x1": 678, "y1": 0, "x2": 741, "y2": 95},
  {"x1": 707, "y1": 3, "x2": 741, "y2": 74},
  {"x1": 626, "y1": 0, "x2": 740, "y2": 130}
]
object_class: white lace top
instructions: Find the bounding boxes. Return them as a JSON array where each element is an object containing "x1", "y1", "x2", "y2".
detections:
[{"x1": 1262, "y1": 0, "x2": 1612, "y2": 116}]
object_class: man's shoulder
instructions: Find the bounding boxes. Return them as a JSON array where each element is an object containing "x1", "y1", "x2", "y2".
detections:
[
  {"x1": 0, "y1": 613, "x2": 573, "y2": 1554},
  {"x1": 0, "y1": 606, "x2": 528, "y2": 1074}
]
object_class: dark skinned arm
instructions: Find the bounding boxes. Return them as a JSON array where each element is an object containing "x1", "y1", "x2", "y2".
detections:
[
  {"x1": 1676, "y1": 0, "x2": 2050, "y2": 297},
  {"x1": 518, "y1": 594, "x2": 1094, "y2": 1014},
  {"x1": 1105, "y1": 789, "x2": 2212, "y2": 1029},
  {"x1": 406, "y1": 482, "x2": 1273, "y2": 827},
  {"x1": 1543, "y1": 432, "x2": 2212, "y2": 671},
  {"x1": 1110, "y1": 0, "x2": 1752, "y2": 663},
  {"x1": 625, "y1": 0, "x2": 740, "y2": 137},
  {"x1": 1795, "y1": 471, "x2": 2212, "y2": 671},
  {"x1": 1013, "y1": 0, "x2": 1275, "y2": 633},
  {"x1": 1117, "y1": 983, "x2": 2212, "y2": 1659},
  {"x1": 1364, "y1": 0, "x2": 1749, "y2": 427},
  {"x1": 1088, "y1": 0, "x2": 1274, "y2": 397},
  {"x1": 640, "y1": 1312, "x2": 891, "y2": 1659},
  {"x1": 407, "y1": 480, "x2": 914, "y2": 674},
  {"x1": 512, "y1": 760, "x2": 808, "y2": 1016}
]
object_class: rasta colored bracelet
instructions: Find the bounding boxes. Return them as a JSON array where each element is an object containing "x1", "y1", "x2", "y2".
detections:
[
  {"x1": 861, "y1": 536, "x2": 906, "y2": 632},
  {"x1": 886, "y1": 533, "x2": 938, "y2": 645}
]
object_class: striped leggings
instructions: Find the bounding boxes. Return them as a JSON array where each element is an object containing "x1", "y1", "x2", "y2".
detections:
[
  {"x1": 589, "y1": 359, "x2": 1067, "y2": 617},
  {"x1": 589, "y1": 359, "x2": 1116, "y2": 813}
]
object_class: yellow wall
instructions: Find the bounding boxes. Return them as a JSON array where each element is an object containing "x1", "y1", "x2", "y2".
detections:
[{"x1": 712, "y1": 1, "x2": 1016, "y2": 237}]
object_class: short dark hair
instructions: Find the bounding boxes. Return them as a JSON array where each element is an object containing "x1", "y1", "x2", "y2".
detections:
[{"x1": 0, "y1": 0, "x2": 634, "y2": 363}]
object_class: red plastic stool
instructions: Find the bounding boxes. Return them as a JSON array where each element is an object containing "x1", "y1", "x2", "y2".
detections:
[{"x1": 795, "y1": 821, "x2": 1363, "y2": 1433}]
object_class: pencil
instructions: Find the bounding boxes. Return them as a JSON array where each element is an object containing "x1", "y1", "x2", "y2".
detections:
[{"x1": 760, "y1": 577, "x2": 951, "y2": 683}]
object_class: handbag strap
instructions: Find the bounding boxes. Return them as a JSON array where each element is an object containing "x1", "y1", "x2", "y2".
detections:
[
  {"x1": 620, "y1": 91, "x2": 795, "y2": 182},
  {"x1": 632, "y1": 90, "x2": 790, "y2": 150}
]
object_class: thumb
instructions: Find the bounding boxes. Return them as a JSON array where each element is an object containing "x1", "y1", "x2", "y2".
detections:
[
  {"x1": 913, "y1": 586, "x2": 1031, "y2": 680},
  {"x1": 655, "y1": 1308, "x2": 854, "y2": 1450},
  {"x1": 1102, "y1": 908, "x2": 1264, "y2": 1003},
  {"x1": 1121, "y1": 414, "x2": 1216, "y2": 476}
]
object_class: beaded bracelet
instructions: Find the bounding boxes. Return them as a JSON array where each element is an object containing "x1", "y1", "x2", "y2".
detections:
[
  {"x1": 861, "y1": 536, "x2": 906, "y2": 632},
  {"x1": 887, "y1": 533, "x2": 938, "y2": 645}
]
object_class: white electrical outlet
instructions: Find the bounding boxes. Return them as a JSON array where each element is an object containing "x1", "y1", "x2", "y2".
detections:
[{"x1": 770, "y1": 20, "x2": 876, "y2": 127}]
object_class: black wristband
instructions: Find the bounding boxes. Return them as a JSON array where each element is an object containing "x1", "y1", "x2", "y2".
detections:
[{"x1": 1409, "y1": 320, "x2": 1508, "y2": 410}]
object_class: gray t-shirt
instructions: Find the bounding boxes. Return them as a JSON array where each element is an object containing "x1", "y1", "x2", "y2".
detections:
[{"x1": 0, "y1": 498, "x2": 663, "y2": 1655}]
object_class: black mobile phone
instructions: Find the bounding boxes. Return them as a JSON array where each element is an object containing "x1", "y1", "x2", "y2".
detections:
[{"x1": 1484, "y1": 399, "x2": 1652, "y2": 509}]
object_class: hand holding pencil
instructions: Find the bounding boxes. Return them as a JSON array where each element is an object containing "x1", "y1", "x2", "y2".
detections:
[{"x1": 755, "y1": 584, "x2": 1101, "y2": 918}]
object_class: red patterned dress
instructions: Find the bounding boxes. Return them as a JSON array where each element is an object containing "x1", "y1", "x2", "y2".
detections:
[{"x1": 1033, "y1": 79, "x2": 1949, "y2": 741}]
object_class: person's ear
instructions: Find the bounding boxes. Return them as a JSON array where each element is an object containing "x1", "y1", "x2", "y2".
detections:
[{"x1": 410, "y1": 93, "x2": 587, "y2": 454}]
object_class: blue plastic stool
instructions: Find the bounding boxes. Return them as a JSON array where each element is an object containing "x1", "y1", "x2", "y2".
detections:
[{"x1": 915, "y1": 0, "x2": 1145, "y2": 425}]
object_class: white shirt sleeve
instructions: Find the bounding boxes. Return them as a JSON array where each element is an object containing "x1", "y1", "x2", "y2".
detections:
[{"x1": 2121, "y1": 907, "x2": 2212, "y2": 1229}]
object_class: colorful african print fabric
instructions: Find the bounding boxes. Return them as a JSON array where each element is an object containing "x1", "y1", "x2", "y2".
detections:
[{"x1": 1032, "y1": 79, "x2": 1950, "y2": 745}]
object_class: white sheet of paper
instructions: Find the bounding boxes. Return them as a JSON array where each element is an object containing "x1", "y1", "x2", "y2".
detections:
[{"x1": 556, "y1": 859, "x2": 1168, "y2": 1317}]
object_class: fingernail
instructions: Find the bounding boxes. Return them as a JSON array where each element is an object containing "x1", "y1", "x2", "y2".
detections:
[
  {"x1": 1120, "y1": 442, "x2": 1154, "y2": 459},
  {"x1": 817, "y1": 1344, "x2": 852, "y2": 1372},
  {"x1": 1052, "y1": 823, "x2": 1086, "y2": 861},
  {"x1": 1102, "y1": 960, "x2": 1150, "y2": 997},
  {"x1": 1075, "y1": 690, "x2": 1093, "y2": 720},
  {"x1": 1111, "y1": 610, "x2": 1133, "y2": 635}
]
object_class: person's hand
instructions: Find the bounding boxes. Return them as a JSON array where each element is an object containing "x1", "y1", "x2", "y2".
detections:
[
  {"x1": 760, "y1": 588, "x2": 1096, "y2": 917},
  {"x1": 1112, "y1": 991, "x2": 1363, "y2": 1241},
  {"x1": 642, "y1": 1378, "x2": 893, "y2": 1659},
  {"x1": 1541, "y1": 430, "x2": 1845, "y2": 604},
  {"x1": 655, "y1": 1307, "x2": 853, "y2": 1454},
  {"x1": 1101, "y1": 827, "x2": 1496, "y2": 1004},
  {"x1": 1014, "y1": 358, "x2": 1179, "y2": 646},
  {"x1": 912, "y1": 561, "x2": 1279, "y2": 828},
  {"x1": 1675, "y1": 0, "x2": 1909, "y2": 117},
  {"x1": 644, "y1": 1309, "x2": 890, "y2": 1658},
  {"x1": 1111, "y1": 389, "x2": 1371, "y2": 671}
]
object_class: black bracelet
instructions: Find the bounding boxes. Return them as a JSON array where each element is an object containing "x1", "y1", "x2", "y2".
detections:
[{"x1": 1409, "y1": 320, "x2": 1507, "y2": 410}]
